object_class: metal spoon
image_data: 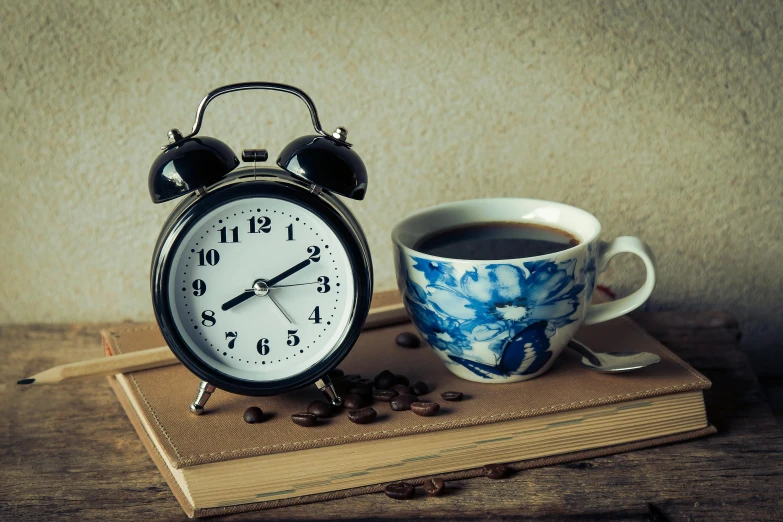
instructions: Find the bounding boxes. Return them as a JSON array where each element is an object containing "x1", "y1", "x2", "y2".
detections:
[{"x1": 568, "y1": 339, "x2": 661, "y2": 373}]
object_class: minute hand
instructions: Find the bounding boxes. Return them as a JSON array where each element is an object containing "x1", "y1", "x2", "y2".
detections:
[{"x1": 266, "y1": 259, "x2": 311, "y2": 287}]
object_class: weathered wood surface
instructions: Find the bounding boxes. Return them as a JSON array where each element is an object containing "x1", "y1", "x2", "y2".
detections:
[{"x1": 2, "y1": 314, "x2": 781, "y2": 521}]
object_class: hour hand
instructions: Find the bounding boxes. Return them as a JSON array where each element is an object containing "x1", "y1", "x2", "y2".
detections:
[{"x1": 221, "y1": 290, "x2": 255, "y2": 311}]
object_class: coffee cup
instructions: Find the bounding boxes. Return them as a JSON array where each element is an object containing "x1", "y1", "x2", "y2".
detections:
[{"x1": 392, "y1": 198, "x2": 656, "y2": 383}]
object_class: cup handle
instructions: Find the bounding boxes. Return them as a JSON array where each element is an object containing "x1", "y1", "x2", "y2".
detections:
[{"x1": 583, "y1": 236, "x2": 656, "y2": 325}]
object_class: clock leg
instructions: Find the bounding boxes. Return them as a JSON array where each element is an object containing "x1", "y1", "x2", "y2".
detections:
[
  {"x1": 314, "y1": 375, "x2": 343, "y2": 407},
  {"x1": 189, "y1": 380, "x2": 217, "y2": 415}
]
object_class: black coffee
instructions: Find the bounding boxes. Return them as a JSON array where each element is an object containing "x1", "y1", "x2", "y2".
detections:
[{"x1": 414, "y1": 222, "x2": 579, "y2": 260}]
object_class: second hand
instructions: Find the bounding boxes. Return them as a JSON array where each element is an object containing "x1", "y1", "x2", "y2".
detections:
[
  {"x1": 267, "y1": 293, "x2": 295, "y2": 324},
  {"x1": 245, "y1": 281, "x2": 318, "y2": 290}
]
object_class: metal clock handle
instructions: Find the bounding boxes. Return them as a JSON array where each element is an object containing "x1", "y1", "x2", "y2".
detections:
[{"x1": 164, "y1": 82, "x2": 341, "y2": 150}]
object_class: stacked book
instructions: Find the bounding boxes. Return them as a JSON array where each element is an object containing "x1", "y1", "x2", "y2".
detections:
[{"x1": 103, "y1": 294, "x2": 714, "y2": 517}]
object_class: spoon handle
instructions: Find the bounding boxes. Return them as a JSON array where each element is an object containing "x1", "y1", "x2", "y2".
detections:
[{"x1": 567, "y1": 339, "x2": 603, "y2": 367}]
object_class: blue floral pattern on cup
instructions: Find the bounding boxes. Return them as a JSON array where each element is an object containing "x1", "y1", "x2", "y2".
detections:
[
  {"x1": 581, "y1": 241, "x2": 598, "y2": 302},
  {"x1": 400, "y1": 253, "x2": 587, "y2": 380}
]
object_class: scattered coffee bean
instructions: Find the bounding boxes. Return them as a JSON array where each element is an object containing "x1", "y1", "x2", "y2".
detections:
[
  {"x1": 334, "y1": 374, "x2": 361, "y2": 392},
  {"x1": 374, "y1": 370, "x2": 396, "y2": 390},
  {"x1": 390, "y1": 394, "x2": 418, "y2": 411},
  {"x1": 243, "y1": 406, "x2": 264, "y2": 424},
  {"x1": 441, "y1": 391, "x2": 464, "y2": 402},
  {"x1": 350, "y1": 378, "x2": 374, "y2": 392},
  {"x1": 391, "y1": 383, "x2": 413, "y2": 395},
  {"x1": 422, "y1": 477, "x2": 445, "y2": 495},
  {"x1": 483, "y1": 463, "x2": 509, "y2": 479},
  {"x1": 349, "y1": 387, "x2": 372, "y2": 399},
  {"x1": 395, "y1": 332, "x2": 421, "y2": 348},
  {"x1": 328, "y1": 368, "x2": 345, "y2": 379},
  {"x1": 338, "y1": 374, "x2": 362, "y2": 384},
  {"x1": 291, "y1": 412, "x2": 318, "y2": 427},
  {"x1": 374, "y1": 387, "x2": 398, "y2": 399},
  {"x1": 348, "y1": 407, "x2": 377, "y2": 424},
  {"x1": 411, "y1": 401, "x2": 440, "y2": 417},
  {"x1": 411, "y1": 381, "x2": 429, "y2": 395},
  {"x1": 373, "y1": 389, "x2": 398, "y2": 402},
  {"x1": 394, "y1": 374, "x2": 410, "y2": 386},
  {"x1": 307, "y1": 400, "x2": 332, "y2": 419},
  {"x1": 384, "y1": 482, "x2": 415, "y2": 500},
  {"x1": 343, "y1": 393, "x2": 367, "y2": 409}
]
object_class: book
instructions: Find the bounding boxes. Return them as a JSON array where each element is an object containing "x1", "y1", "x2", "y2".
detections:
[{"x1": 103, "y1": 292, "x2": 715, "y2": 518}]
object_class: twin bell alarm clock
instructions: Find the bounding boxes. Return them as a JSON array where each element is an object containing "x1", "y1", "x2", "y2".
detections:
[{"x1": 147, "y1": 83, "x2": 373, "y2": 414}]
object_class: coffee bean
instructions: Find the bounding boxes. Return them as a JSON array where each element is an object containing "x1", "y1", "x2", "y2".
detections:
[
  {"x1": 243, "y1": 406, "x2": 264, "y2": 424},
  {"x1": 395, "y1": 332, "x2": 421, "y2": 348},
  {"x1": 343, "y1": 393, "x2": 367, "y2": 409},
  {"x1": 483, "y1": 463, "x2": 509, "y2": 479},
  {"x1": 390, "y1": 394, "x2": 418, "y2": 411},
  {"x1": 411, "y1": 381, "x2": 429, "y2": 395},
  {"x1": 394, "y1": 374, "x2": 410, "y2": 386},
  {"x1": 347, "y1": 407, "x2": 377, "y2": 424},
  {"x1": 307, "y1": 400, "x2": 332, "y2": 419},
  {"x1": 334, "y1": 374, "x2": 362, "y2": 392},
  {"x1": 373, "y1": 389, "x2": 398, "y2": 402},
  {"x1": 337, "y1": 373, "x2": 362, "y2": 384},
  {"x1": 411, "y1": 401, "x2": 440, "y2": 417},
  {"x1": 291, "y1": 413, "x2": 318, "y2": 427},
  {"x1": 391, "y1": 384, "x2": 413, "y2": 395},
  {"x1": 373, "y1": 370, "x2": 396, "y2": 390},
  {"x1": 328, "y1": 368, "x2": 344, "y2": 379},
  {"x1": 440, "y1": 391, "x2": 463, "y2": 402},
  {"x1": 350, "y1": 379, "x2": 374, "y2": 392},
  {"x1": 422, "y1": 477, "x2": 445, "y2": 495},
  {"x1": 349, "y1": 387, "x2": 372, "y2": 399},
  {"x1": 384, "y1": 482, "x2": 415, "y2": 500}
]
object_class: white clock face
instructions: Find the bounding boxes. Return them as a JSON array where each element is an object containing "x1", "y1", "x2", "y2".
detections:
[{"x1": 167, "y1": 196, "x2": 356, "y2": 382}]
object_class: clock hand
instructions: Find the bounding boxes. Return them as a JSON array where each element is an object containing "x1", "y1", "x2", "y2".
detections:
[
  {"x1": 265, "y1": 258, "x2": 312, "y2": 287},
  {"x1": 267, "y1": 293, "x2": 294, "y2": 324},
  {"x1": 268, "y1": 281, "x2": 319, "y2": 289},
  {"x1": 223, "y1": 258, "x2": 313, "y2": 312},
  {"x1": 221, "y1": 290, "x2": 255, "y2": 311}
]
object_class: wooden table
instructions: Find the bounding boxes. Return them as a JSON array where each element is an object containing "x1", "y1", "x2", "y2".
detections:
[{"x1": 2, "y1": 312, "x2": 782, "y2": 521}]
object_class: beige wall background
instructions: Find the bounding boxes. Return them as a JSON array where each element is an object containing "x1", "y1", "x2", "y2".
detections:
[{"x1": 1, "y1": 0, "x2": 781, "y2": 373}]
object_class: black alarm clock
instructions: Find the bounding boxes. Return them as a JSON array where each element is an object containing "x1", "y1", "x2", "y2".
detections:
[{"x1": 148, "y1": 83, "x2": 373, "y2": 414}]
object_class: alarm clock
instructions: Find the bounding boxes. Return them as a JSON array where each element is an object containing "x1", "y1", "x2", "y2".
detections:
[{"x1": 147, "y1": 83, "x2": 373, "y2": 414}]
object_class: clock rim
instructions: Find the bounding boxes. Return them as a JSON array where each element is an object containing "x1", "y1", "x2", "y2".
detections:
[{"x1": 151, "y1": 175, "x2": 373, "y2": 396}]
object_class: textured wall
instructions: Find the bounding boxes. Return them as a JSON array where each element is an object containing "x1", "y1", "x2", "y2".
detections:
[{"x1": 1, "y1": 0, "x2": 781, "y2": 373}]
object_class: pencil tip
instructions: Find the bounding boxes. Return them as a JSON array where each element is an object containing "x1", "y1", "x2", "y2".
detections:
[{"x1": 17, "y1": 378, "x2": 35, "y2": 385}]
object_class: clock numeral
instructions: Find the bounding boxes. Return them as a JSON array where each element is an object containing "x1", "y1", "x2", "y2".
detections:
[
  {"x1": 307, "y1": 245, "x2": 321, "y2": 262},
  {"x1": 309, "y1": 306, "x2": 322, "y2": 324},
  {"x1": 317, "y1": 276, "x2": 330, "y2": 293},
  {"x1": 192, "y1": 279, "x2": 206, "y2": 296},
  {"x1": 201, "y1": 310, "x2": 216, "y2": 327},
  {"x1": 257, "y1": 338, "x2": 270, "y2": 356},
  {"x1": 197, "y1": 249, "x2": 220, "y2": 266},
  {"x1": 286, "y1": 224, "x2": 295, "y2": 241},
  {"x1": 225, "y1": 331, "x2": 237, "y2": 349},
  {"x1": 218, "y1": 226, "x2": 240, "y2": 243},
  {"x1": 248, "y1": 216, "x2": 271, "y2": 233},
  {"x1": 287, "y1": 329, "x2": 300, "y2": 347}
]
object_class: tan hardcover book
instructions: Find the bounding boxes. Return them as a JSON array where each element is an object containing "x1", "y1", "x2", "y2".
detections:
[{"x1": 103, "y1": 292, "x2": 715, "y2": 518}]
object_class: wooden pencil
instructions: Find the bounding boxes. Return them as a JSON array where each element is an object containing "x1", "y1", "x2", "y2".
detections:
[{"x1": 17, "y1": 302, "x2": 408, "y2": 385}]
